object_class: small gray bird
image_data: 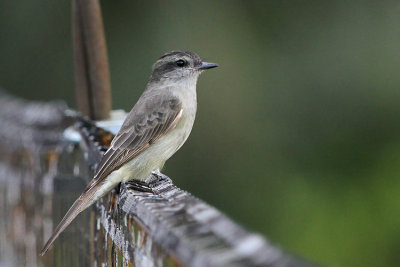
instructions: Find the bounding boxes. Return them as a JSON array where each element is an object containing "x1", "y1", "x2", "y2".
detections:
[{"x1": 40, "y1": 51, "x2": 218, "y2": 255}]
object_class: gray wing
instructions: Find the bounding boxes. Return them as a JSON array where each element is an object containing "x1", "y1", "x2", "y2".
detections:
[
  {"x1": 40, "y1": 93, "x2": 182, "y2": 256},
  {"x1": 92, "y1": 93, "x2": 183, "y2": 184}
]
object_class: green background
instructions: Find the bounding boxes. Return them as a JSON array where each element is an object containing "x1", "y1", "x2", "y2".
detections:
[{"x1": 1, "y1": 1, "x2": 400, "y2": 266}]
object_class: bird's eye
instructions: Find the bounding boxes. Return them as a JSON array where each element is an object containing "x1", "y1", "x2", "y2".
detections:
[{"x1": 175, "y1": 59, "x2": 186, "y2": 67}]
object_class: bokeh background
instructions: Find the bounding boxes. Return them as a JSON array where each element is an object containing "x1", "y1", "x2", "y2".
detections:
[{"x1": 2, "y1": 1, "x2": 400, "y2": 266}]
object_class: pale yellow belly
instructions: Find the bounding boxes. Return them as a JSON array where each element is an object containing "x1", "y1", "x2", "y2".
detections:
[{"x1": 106, "y1": 110, "x2": 195, "y2": 184}]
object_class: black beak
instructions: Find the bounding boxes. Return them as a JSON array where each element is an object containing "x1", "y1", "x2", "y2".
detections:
[{"x1": 197, "y1": 62, "x2": 219, "y2": 70}]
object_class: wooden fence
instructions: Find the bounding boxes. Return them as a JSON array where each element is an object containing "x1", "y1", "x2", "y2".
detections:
[{"x1": 0, "y1": 90, "x2": 314, "y2": 267}]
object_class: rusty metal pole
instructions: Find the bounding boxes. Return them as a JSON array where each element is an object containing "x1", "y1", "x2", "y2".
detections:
[{"x1": 73, "y1": 0, "x2": 111, "y2": 120}]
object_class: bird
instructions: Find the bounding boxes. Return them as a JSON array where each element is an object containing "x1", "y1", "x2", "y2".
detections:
[{"x1": 40, "y1": 51, "x2": 218, "y2": 255}]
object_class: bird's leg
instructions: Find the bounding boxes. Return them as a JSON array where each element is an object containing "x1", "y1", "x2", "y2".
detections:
[
  {"x1": 146, "y1": 169, "x2": 172, "y2": 188},
  {"x1": 125, "y1": 179, "x2": 153, "y2": 193},
  {"x1": 126, "y1": 170, "x2": 172, "y2": 193},
  {"x1": 116, "y1": 182, "x2": 122, "y2": 193}
]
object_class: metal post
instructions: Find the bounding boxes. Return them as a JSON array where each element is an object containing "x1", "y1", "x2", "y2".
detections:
[{"x1": 73, "y1": 0, "x2": 111, "y2": 120}]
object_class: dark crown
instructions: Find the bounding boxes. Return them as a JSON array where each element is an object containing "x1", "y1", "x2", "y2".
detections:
[{"x1": 158, "y1": 50, "x2": 202, "y2": 66}]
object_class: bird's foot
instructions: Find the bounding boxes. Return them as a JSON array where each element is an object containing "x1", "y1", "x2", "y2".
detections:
[
  {"x1": 126, "y1": 171, "x2": 172, "y2": 193},
  {"x1": 146, "y1": 170, "x2": 172, "y2": 187},
  {"x1": 125, "y1": 180, "x2": 153, "y2": 193}
]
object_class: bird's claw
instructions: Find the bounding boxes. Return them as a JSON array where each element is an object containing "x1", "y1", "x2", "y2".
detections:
[
  {"x1": 125, "y1": 180, "x2": 153, "y2": 193},
  {"x1": 125, "y1": 171, "x2": 172, "y2": 193},
  {"x1": 147, "y1": 171, "x2": 172, "y2": 186}
]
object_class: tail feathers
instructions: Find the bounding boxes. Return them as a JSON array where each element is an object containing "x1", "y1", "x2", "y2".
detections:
[
  {"x1": 40, "y1": 174, "x2": 107, "y2": 256},
  {"x1": 40, "y1": 197, "x2": 87, "y2": 256}
]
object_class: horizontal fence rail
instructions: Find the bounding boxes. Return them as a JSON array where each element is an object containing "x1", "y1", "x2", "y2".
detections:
[{"x1": 0, "y1": 91, "x2": 314, "y2": 267}]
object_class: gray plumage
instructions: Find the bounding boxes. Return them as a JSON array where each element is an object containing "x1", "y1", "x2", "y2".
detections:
[{"x1": 40, "y1": 51, "x2": 218, "y2": 255}]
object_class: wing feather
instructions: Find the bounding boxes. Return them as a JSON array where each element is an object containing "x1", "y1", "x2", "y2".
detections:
[{"x1": 92, "y1": 94, "x2": 183, "y2": 185}]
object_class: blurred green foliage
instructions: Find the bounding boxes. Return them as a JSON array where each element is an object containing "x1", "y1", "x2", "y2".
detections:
[{"x1": 1, "y1": 1, "x2": 400, "y2": 266}]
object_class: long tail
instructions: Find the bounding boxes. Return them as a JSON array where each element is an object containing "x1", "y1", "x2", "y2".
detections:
[
  {"x1": 40, "y1": 186, "x2": 98, "y2": 256},
  {"x1": 40, "y1": 198, "x2": 85, "y2": 255}
]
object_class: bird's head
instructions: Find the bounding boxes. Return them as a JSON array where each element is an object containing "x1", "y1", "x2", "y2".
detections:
[{"x1": 150, "y1": 51, "x2": 218, "y2": 82}]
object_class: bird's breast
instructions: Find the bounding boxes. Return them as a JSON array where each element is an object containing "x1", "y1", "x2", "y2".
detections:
[{"x1": 161, "y1": 106, "x2": 196, "y2": 156}]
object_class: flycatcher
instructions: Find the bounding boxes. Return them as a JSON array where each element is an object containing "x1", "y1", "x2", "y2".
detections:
[{"x1": 40, "y1": 51, "x2": 218, "y2": 255}]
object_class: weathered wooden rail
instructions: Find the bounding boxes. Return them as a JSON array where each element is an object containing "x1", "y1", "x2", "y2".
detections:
[{"x1": 0, "y1": 91, "x2": 314, "y2": 267}]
